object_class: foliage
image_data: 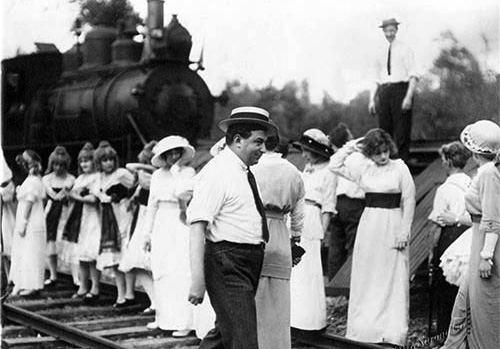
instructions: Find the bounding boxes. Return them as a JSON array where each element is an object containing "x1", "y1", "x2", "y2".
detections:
[
  {"x1": 212, "y1": 30, "x2": 498, "y2": 143},
  {"x1": 72, "y1": 0, "x2": 143, "y2": 28}
]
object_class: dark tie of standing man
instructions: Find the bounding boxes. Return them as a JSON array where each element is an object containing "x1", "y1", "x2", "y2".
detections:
[{"x1": 247, "y1": 167, "x2": 269, "y2": 242}]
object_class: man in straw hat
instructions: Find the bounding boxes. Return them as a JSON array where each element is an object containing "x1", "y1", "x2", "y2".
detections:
[
  {"x1": 187, "y1": 107, "x2": 278, "y2": 349},
  {"x1": 368, "y1": 17, "x2": 418, "y2": 163}
]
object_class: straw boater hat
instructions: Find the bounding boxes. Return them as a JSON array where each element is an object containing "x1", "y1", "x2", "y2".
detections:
[
  {"x1": 151, "y1": 135, "x2": 195, "y2": 167},
  {"x1": 218, "y1": 106, "x2": 278, "y2": 134},
  {"x1": 293, "y1": 128, "x2": 334, "y2": 159},
  {"x1": 460, "y1": 120, "x2": 500, "y2": 155},
  {"x1": 379, "y1": 18, "x2": 400, "y2": 28}
]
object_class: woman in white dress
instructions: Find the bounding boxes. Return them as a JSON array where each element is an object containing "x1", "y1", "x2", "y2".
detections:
[
  {"x1": 10, "y1": 150, "x2": 46, "y2": 296},
  {"x1": 290, "y1": 128, "x2": 336, "y2": 330},
  {"x1": 1, "y1": 149, "x2": 16, "y2": 281},
  {"x1": 93, "y1": 141, "x2": 136, "y2": 307},
  {"x1": 427, "y1": 141, "x2": 472, "y2": 333},
  {"x1": 144, "y1": 136, "x2": 196, "y2": 337},
  {"x1": 63, "y1": 143, "x2": 102, "y2": 302},
  {"x1": 42, "y1": 146, "x2": 76, "y2": 286},
  {"x1": 329, "y1": 128, "x2": 415, "y2": 347},
  {"x1": 120, "y1": 141, "x2": 158, "y2": 315}
]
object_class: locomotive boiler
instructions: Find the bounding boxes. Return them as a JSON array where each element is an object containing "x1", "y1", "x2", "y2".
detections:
[{"x1": 1, "y1": 0, "x2": 222, "y2": 169}]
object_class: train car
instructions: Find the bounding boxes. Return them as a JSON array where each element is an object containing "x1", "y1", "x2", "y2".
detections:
[{"x1": 1, "y1": 0, "x2": 223, "y2": 173}]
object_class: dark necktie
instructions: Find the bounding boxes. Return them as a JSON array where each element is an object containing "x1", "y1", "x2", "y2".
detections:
[
  {"x1": 247, "y1": 167, "x2": 269, "y2": 242},
  {"x1": 387, "y1": 44, "x2": 392, "y2": 76}
]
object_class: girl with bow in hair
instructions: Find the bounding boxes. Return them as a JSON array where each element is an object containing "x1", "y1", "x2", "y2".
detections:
[
  {"x1": 92, "y1": 141, "x2": 136, "y2": 307},
  {"x1": 42, "y1": 146, "x2": 75, "y2": 287},
  {"x1": 119, "y1": 141, "x2": 158, "y2": 315},
  {"x1": 63, "y1": 143, "x2": 102, "y2": 303},
  {"x1": 10, "y1": 150, "x2": 46, "y2": 296}
]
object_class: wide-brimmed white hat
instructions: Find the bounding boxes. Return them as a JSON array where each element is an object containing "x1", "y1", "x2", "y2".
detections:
[
  {"x1": 151, "y1": 136, "x2": 195, "y2": 167},
  {"x1": 218, "y1": 106, "x2": 278, "y2": 135},
  {"x1": 460, "y1": 120, "x2": 500, "y2": 155}
]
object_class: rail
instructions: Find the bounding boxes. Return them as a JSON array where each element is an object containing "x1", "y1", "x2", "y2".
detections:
[
  {"x1": 2, "y1": 303, "x2": 128, "y2": 349},
  {"x1": 292, "y1": 328, "x2": 386, "y2": 349}
]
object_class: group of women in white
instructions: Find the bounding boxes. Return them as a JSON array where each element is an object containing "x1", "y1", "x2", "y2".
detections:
[
  {"x1": 1, "y1": 137, "x2": 215, "y2": 339},
  {"x1": 1, "y1": 117, "x2": 499, "y2": 348}
]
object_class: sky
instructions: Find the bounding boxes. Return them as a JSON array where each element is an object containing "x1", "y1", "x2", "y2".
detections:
[{"x1": 1, "y1": 0, "x2": 499, "y2": 102}]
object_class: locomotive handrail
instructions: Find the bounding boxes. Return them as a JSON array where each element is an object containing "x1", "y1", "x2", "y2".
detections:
[{"x1": 2, "y1": 303, "x2": 128, "y2": 349}]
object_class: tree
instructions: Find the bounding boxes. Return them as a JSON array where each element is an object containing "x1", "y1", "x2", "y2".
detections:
[{"x1": 72, "y1": 0, "x2": 143, "y2": 28}]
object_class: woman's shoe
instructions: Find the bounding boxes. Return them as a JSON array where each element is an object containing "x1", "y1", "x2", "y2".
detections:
[
  {"x1": 141, "y1": 307, "x2": 156, "y2": 316},
  {"x1": 19, "y1": 289, "x2": 40, "y2": 298},
  {"x1": 172, "y1": 329, "x2": 191, "y2": 338},
  {"x1": 71, "y1": 292, "x2": 87, "y2": 299},
  {"x1": 146, "y1": 321, "x2": 159, "y2": 330},
  {"x1": 83, "y1": 293, "x2": 99, "y2": 305},
  {"x1": 43, "y1": 279, "x2": 57, "y2": 288}
]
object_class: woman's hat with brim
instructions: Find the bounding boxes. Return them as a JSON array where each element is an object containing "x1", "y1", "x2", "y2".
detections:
[
  {"x1": 293, "y1": 128, "x2": 334, "y2": 159},
  {"x1": 218, "y1": 106, "x2": 278, "y2": 135},
  {"x1": 460, "y1": 120, "x2": 500, "y2": 155},
  {"x1": 379, "y1": 18, "x2": 400, "y2": 28},
  {"x1": 151, "y1": 135, "x2": 195, "y2": 167}
]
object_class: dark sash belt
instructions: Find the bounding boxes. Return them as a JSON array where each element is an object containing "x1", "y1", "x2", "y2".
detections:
[
  {"x1": 365, "y1": 192, "x2": 401, "y2": 209},
  {"x1": 471, "y1": 214, "x2": 482, "y2": 224}
]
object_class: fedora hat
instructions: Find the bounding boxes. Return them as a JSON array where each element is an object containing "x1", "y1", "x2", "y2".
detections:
[
  {"x1": 379, "y1": 18, "x2": 400, "y2": 28},
  {"x1": 293, "y1": 128, "x2": 334, "y2": 159},
  {"x1": 218, "y1": 106, "x2": 278, "y2": 134},
  {"x1": 460, "y1": 120, "x2": 500, "y2": 155},
  {"x1": 151, "y1": 135, "x2": 195, "y2": 167}
]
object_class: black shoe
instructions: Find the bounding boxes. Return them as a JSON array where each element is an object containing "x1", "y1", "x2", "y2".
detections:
[
  {"x1": 113, "y1": 298, "x2": 135, "y2": 308},
  {"x1": 71, "y1": 292, "x2": 87, "y2": 299},
  {"x1": 83, "y1": 293, "x2": 99, "y2": 305},
  {"x1": 43, "y1": 279, "x2": 57, "y2": 288}
]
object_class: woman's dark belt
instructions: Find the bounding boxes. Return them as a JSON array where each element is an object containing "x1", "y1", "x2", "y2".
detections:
[
  {"x1": 305, "y1": 199, "x2": 321, "y2": 209},
  {"x1": 365, "y1": 192, "x2": 401, "y2": 209},
  {"x1": 471, "y1": 214, "x2": 482, "y2": 224}
]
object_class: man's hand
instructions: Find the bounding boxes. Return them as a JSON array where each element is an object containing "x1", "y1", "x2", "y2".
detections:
[
  {"x1": 368, "y1": 100, "x2": 377, "y2": 116},
  {"x1": 402, "y1": 97, "x2": 412, "y2": 111},
  {"x1": 188, "y1": 280, "x2": 206, "y2": 305},
  {"x1": 394, "y1": 237, "x2": 408, "y2": 251}
]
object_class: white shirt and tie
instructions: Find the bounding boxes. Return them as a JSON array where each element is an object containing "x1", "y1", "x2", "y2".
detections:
[
  {"x1": 374, "y1": 38, "x2": 418, "y2": 84},
  {"x1": 186, "y1": 147, "x2": 264, "y2": 245}
]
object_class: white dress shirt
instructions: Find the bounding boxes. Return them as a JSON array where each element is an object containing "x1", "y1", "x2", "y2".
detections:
[
  {"x1": 186, "y1": 147, "x2": 263, "y2": 244},
  {"x1": 428, "y1": 172, "x2": 471, "y2": 223},
  {"x1": 374, "y1": 38, "x2": 418, "y2": 84},
  {"x1": 335, "y1": 152, "x2": 366, "y2": 199}
]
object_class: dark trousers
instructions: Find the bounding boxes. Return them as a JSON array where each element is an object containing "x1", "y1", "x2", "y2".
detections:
[
  {"x1": 200, "y1": 240, "x2": 264, "y2": 349},
  {"x1": 377, "y1": 82, "x2": 412, "y2": 162},
  {"x1": 327, "y1": 195, "x2": 365, "y2": 280},
  {"x1": 432, "y1": 225, "x2": 468, "y2": 333}
]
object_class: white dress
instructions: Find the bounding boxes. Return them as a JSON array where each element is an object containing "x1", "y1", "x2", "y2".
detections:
[
  {"x1": 10, "y1": 175, "x2": 46, "y2": 290},
  {"x1": 330, "y1": 148, "x2": 415, "y2": 346},
  {"x1": 146, "y1": 164, "x2": 196, "y2": 330},
  {"x1": 119, "y1": 170, "x2": 153, "y2": 272},
  {"x1": 69, "y1": 173, "x2": 101, "y2": 262},
  {"x1": 1, "y1": 180, "x2": 17, "y2": 257},
  {"x1": 290, "y1": 162, "x2": 336, "y2": 330},
  {"x1": 42, "y1": 173, "x2": 75, "y2": 256},
  {"x1": 94, "y1": 168, "x2": 134, "y2": 270}
]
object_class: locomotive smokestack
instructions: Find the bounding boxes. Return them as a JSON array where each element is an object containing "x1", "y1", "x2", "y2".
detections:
[
  {"x1": 141, "y1": 0, "x2": 165, "y2": 60},
  {"x1": 147, "y1": 0, "x2": 164, "y2": 36}
]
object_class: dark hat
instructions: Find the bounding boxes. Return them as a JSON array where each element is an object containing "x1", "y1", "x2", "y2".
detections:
[
  {"x1": 379, "y1": 18, "x2": 400, "y2": 28},
  {"x1": 218, "y1": 106, "x2": 278, "y2": 134},
  {"x1": 293, "y1": 128, "x2": 334, "y2": 159}
]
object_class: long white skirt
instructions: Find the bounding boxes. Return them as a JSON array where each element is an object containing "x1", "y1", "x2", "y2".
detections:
[
  {"x1": 119, "y1": 204, "x2": 151, "y2": 272},
  {"x1": 290, "y1": 204, "x2": 326, "y2": 330},
  {"x1": 346, "y1": 207, "x2": 409, "y2": 346},
  {"x1": 11, "y1": 228, "x2": 46, "y2": 290}
]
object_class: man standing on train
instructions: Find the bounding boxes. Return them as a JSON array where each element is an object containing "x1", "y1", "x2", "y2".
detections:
[{"x1": 368, "y1": 18, "x2": 418, "y2": 163}]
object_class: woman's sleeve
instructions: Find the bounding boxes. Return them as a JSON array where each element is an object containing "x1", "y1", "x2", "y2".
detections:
[
  {"x1": 175, "y1": 167, "x2": 196, "y2": 201},
  {"x1": 290, "y1": 175, "x2": 305, "y2": 237},
  {"x1": 328, "y1": 143, "x2": 362, "y2": 183},
  {"x1": 321, "y1": 170, "x2": 337, "y2": 214},
  {"x1": 399, "y1": 161, "x2": 416, "y2": 240},
  {"x1": 42, "y1": 174, "x2": 57, "y2": 199},
  {"x1": 478, "y1": 169, "x2": 500, "y2": 258}
]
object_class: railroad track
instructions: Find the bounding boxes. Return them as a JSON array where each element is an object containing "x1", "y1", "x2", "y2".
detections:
[
  {"x1": 1, "y1": 275, "x2": 200, "y2": 349},
  {"x1": 1, "y1": 274, "x2": 388, "y2": 349}
]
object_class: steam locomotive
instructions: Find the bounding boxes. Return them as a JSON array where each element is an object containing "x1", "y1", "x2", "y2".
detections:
[{"x1": 1, "y1": 0, "x2": 223, "y2": 170}]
